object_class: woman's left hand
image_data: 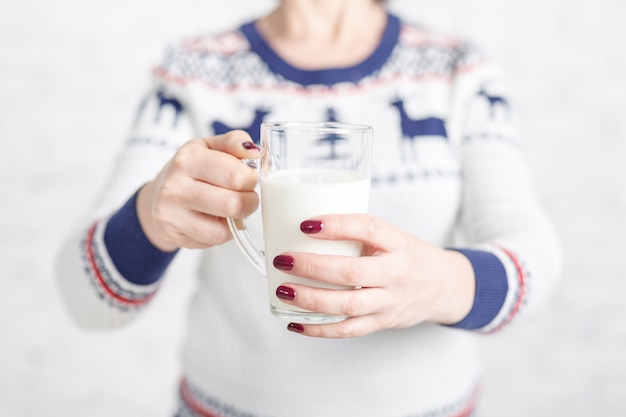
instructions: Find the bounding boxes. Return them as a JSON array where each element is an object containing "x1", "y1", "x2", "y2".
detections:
[{"x1": 273, "y1": 214, "x2": 476, "y2": 338}]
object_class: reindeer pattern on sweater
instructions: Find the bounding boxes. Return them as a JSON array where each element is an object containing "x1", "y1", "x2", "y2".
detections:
[{"x1": 133, "y1": 14, "x2": 517, "y2": 189}]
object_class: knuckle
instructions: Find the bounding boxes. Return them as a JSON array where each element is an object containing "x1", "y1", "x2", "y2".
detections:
[
  {"x1": 298, "y1": 255, "x2": 319, "y2": 278},
  {"x1": 343, "y1": 258, "x2": 365, "y2": 286},
  {"x1": 220, "y1": 194, "x2": 244, "y2": 217},
  {"x1": 171, "y1": 147, "x2": 191, "y2": 170},
  {"x1": 362, "y1": 215, "x2": 381, "y2": 241},
  {"x1": 222, "y1": 167, "x2": 244, "y2": 190},
  {"x1": 300, "y1": 291, "x2": 322, "y2": 313},
  {"x1": 375, "y1": 314, "x2": 393, "y2": 330},
  {"x1": 342, "y1": 292, "x2": 363, "y2": 316},
  {"x1": 333, "y1": 323, "x2": 356, "y2": 339},
  {"x1": 211, "y1": 223, "x2": 231, "y2": 245}
]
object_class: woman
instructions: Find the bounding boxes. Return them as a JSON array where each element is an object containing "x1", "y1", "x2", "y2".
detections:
[{"x1": 56, "y1": 0, "x2": 561, "y2": 415}]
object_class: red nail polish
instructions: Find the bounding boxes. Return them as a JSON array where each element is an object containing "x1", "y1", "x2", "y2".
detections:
[
  {"x1": 300, "y1": 220, "x2": 323, "y2": 234},
  {"x1": 242, "y1": 141, "x2": 260, "y2": 150},
  {"x1": 287, "y1": 323, "x2": 304, "y2": 333},
  {"x1": 273, "y1": 255, "x2": 294, "y2": 271},
  {"x1": 276, "y1": 285, "x2": 296, "y2": 301}
]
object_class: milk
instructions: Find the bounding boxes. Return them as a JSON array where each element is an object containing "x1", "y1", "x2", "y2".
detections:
[{"x1": 260, "y1": 168, "x2": 370, "y2": 318}]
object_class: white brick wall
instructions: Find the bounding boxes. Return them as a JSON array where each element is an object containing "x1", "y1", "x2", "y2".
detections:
[{"x1": 1, "y1": 1, "x2": 624, "y2": 416}]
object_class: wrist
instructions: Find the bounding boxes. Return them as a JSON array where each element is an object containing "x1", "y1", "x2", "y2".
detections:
[
  {"x1": 432, "y1": 249, "x2": 476, "y2": 325},
  {"x1": 136, "y1": 182, "x2": 179, "y2": 253},
  {"x1": 443, "y1": 248, "x2": 509, "y2": 330},
  {"x1": 103, "y1": 189, "x2": 178, "y2": 285}
]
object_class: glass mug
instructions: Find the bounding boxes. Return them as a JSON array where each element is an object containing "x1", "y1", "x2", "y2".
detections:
[{"x1": 227, "y1": 121, "x2": 373, "y2": 324}]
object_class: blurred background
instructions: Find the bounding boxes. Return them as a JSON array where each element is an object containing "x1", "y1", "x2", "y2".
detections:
[{"x1": 1, "y1": 0, "x2": 624, "y2": 416}]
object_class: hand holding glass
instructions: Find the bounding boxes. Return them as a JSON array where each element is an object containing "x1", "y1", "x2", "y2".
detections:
[{"x1": 227, "y1": 121, "x2": 373, "y2": 324}]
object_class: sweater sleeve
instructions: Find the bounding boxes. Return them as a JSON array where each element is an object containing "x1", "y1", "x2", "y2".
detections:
[
  {"x1": 56, "y1": 50, "x2": 197, "y2": 328},
  {"x1": 103, "y1": 190, "x2": 178, "y2": 286},
  {"x1": 445, "y1": 52, "x2": 562, "y2": 333}
]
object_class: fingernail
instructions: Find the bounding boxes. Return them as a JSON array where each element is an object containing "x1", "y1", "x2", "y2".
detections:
[
  {"x1": 276, "y1": 285, "x2": 296, "y2": 301},
  {"x1": 287, "y1": 323, "x2": 305, "y2": 333},
  {"x1": 300, "y1": 220, "x2": 323, "y2": 234},
  {"x1": 273, "y1": 255, "x2": 294, "y2": 271},
  {"x1": 242, "y1": 141, "x2": 260, "y2": 151}
]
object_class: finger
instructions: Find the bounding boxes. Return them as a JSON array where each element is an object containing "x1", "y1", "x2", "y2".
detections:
[
  {"x1": 182, "y1": 212, "x2": 232, "y2": 247},
  {"x1": 202, "y1": 129, "x2": 260, "y2": 159},
  {"x1": 277, "y1": 284, "x2": 386, "y2": 318},
  {"x1": 300, "y1": 214, "x2": 404, "y2": 252},
  {"x1": 176, "y1": 130, "x2": 259, "y2": 190},
  {"x1": 165, "y1": 208, "x2": 232, "y2": 248},
  {"x1": 172, "y1": 178, "x2": 259, "y2": 219},
  {"x1": 176, "y1": 142, "x2": 258, "y2": 192},
  {"x1": 274, "y1": 252, "x2": 387, "y2": 288},
  {"x1": 288, "y1": 314, "x2": 388, "y2": 338}
]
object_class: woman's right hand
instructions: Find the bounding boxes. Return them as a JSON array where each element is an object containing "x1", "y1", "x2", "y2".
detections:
[{"x1": 136, "y1": 130, "x2": 260, "y2": 252}]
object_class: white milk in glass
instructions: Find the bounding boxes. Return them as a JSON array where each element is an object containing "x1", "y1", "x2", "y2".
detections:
[{"x1": 260, "y1": 168, "x2": 370, "y2": 314}]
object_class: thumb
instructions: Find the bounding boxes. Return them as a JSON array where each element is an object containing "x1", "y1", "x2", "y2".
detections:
[{"x1": 202, "y1": 130, "x2": 260, "y2": 159}]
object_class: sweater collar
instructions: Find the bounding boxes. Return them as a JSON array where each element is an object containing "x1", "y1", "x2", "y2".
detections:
[{"x1": 240, "y1": 13, "x2": 400, "y2": 86}]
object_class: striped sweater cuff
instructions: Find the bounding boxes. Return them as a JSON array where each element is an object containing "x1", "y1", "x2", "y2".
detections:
[
  {"x1": 103, "y1": 190, "x2": 178, "y2": 285},
  {"x1": 447, "y1": 248, "x2": 508, "y2": 330}
]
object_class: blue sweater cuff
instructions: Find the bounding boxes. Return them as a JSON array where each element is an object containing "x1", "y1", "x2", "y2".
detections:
[
  {"x1": 103, "y1": 190, "x2": 178, "y2": 285},
  {"x1": 446, "y1": 248, "x2": 508, "y2": 330}
]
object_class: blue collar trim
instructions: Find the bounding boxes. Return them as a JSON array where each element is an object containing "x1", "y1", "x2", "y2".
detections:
[{"x1": 240, "y1": 13, "x2": 400, "y2": 86}]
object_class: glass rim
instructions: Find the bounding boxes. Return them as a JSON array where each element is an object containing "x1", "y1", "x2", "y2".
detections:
[{"x1": 261, "y1": 121, "x2": 372, "y2": 134}]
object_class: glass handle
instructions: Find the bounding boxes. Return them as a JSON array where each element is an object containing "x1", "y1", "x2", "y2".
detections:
[
  {"x1": 227, "y1": 217, "x2": 266, "y2": 276},
  {"x1": 226, "y1": 157, "x2": 266, "y2": 276}
]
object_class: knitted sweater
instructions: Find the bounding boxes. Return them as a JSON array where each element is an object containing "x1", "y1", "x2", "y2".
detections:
[{"x1": 56, "y1": 14, "x2": 561, "y2": 417}]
